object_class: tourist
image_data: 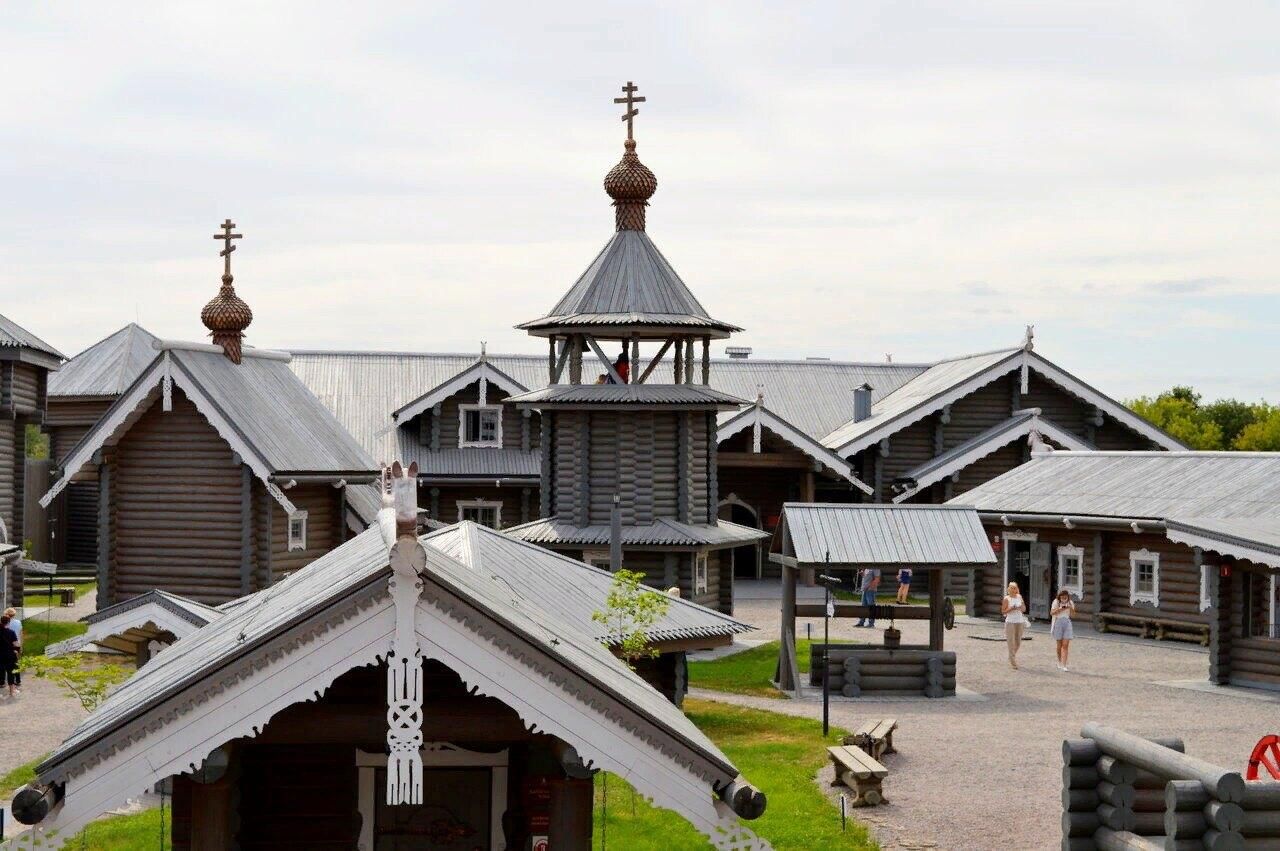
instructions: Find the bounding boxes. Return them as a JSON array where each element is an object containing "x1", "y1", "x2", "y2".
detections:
[
  {"x1": 1001, "y1": 581, "x2": 1027, "y2": 669},
  {"x1": 896, "y1": 567, "x2": 912, "y2": 604},
  {"x1": 612, "y1": 349, "x2": 630, "y2": 384},
  {"x1": 0, "y1": 614, "x2": 19, "y2": 697},
  {"x1": 3, "y1": 607, "x2": 20, "y2": 690},
  {"x1": 1051, "y1": 589, "x2": 1076, "y2": 671},
  {"x1": 855, "y1": 567, "x2": 881, "y2": 628}
]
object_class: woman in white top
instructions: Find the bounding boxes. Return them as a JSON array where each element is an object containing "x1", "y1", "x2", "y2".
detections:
[
  {"x1": 1050, "y1": 589, "x2": 1077, "y2": 671},
  {"x1": 1001, "y1": 582, "x2": 1027, "y2": 669}
]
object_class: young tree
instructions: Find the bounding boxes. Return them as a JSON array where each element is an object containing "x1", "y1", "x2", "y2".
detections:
[
  {"x1": 592, "y1": 568, "x2": 670, "y2": 669},
  {"x1": 19, "y1": 655, "x2": 131, "y2": 712}
]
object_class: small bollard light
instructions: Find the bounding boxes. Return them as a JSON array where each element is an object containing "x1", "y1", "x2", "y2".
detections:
[{"x1": 840, "y1": 793, "x2": 847, "y2": 831}]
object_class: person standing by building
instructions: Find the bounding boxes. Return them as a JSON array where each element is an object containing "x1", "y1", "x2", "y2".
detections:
[
  {"x1": 896, "y1": 567, "x2": 912, "y2": 604},
  {"x1": 855, "y1": 567, "x2": 881, "y2": 628},
  {"x1": 1050, "y1": 589, "x2": 1076, "y2": 671},
  {"x1": 1001, "y1": 581, "x2": 1027, "y2": 669},
  {"x1": 4, "y1": 607, "x2": 21, "y2": 690},
  {"x1": 0, "y1": 614, "x2": 19, "y2": 697}
]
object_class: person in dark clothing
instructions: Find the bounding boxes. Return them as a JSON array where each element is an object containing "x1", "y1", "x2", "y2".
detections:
[
  {"x1": 612, "y1": 349, "x2": 630, "y2": 384},
  {"x1": 0, "y1": 614, "x2": 19, "y2": 697}
]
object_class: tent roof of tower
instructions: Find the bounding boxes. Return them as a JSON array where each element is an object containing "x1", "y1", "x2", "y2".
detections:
[
  {"x1": 0, "y1": 312, "x2": 64, "y2": 368},
  {"x1": 516, "y1": 230, "x2": 741, "y2": 339}
]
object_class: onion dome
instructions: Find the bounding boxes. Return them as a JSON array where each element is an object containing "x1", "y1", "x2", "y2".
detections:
[
  {"x1": 202, "y1": 273, "x2": 253, "y2": 364},
  {"x1": 604, "y1": 139, "x2": 657, "y2": 231}
]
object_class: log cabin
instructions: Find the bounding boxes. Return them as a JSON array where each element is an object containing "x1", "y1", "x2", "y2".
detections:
[
  {"x1": 0, "y1": 312, "x2": 63, "y2": 611},
  {"x1": 956, "y1": 450, "x2": 1280, "y2": 689},
  {"x1": 8, "y1": 522, "x2": 768, "y2": 850},
  {"x1": 39, "y1": 228, "x2": 379, "y2": 609}
]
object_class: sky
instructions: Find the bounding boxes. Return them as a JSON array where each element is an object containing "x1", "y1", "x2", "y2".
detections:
[{"x1": 2, "y1": 2, "x2": 1279, "y2": 401}]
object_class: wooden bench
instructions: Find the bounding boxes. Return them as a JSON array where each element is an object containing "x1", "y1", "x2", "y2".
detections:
[
  {"x1": 844, "y1": 718, "x2": 898, "y2": 761},
  {"x1": 1095, "y1": 612, "x2": 1209, "y2": 647},
  {"x1": 827, "y1": 745, "x2": 888, "y2": 806}
]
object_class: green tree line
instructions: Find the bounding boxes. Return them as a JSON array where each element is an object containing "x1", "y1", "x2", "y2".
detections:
[{"x1": 1126, "y1": 386, "x2": 1280, "y2": 450}]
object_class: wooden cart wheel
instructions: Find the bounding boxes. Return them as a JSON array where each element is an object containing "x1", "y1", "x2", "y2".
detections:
[
  {"x1": 942, "y1": 597, "x2": 956, "y2": 630},
  {"x1": 1247, "y1": 735, "x2": 1280, "y2": 780}
]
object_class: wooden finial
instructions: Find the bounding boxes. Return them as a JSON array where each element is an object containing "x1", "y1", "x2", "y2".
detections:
[{"x1": 613, "y1": 80, "x2": 647, "y2": 140}]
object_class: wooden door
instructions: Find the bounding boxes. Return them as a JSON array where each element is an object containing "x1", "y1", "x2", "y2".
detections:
[{"x1": 1030, "y1": 543, "x2": 1052, "y2": 620}]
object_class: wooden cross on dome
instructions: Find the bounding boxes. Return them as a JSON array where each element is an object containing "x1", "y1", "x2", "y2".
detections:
[
  {"x1": 213, "y1": 218, "x2": 242, "y2": 278},
  {"x1": 614, "y1": 81, "x2": 646, "y2": 140}
]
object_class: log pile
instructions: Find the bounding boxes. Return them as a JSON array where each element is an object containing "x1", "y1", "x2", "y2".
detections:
[
  {"x1": 1062, "y1": 722, "x2": 1280, "y2": 849},
  {"x1": 809, "y1": 647, "x2": 957, "y2": 698}
]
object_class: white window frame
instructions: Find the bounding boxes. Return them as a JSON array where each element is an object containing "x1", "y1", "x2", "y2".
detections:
[
  {"x1": 356, "y1": 745, "x2": 508, "y2": 851},
  {"x1": 1129, "y1": 549, "x2": 1160, "y2": 607},
  {"x1": 287, "y1": 511, "x2": 308, "y2": 552},
  {"x1": 457, "y1": 500, "x2": 503, "y2": 529},
  {"x1": 1200, "y1": 563, "x2": 1213, "y2": 612},
  {"x1": 582, "y1": 549, "x2": 613, "y2": 571},
  {"x1": 458, "y1": 404, "x2": 503, "y2": 448},
  {"x1": 1001, "y1": 531, "x2": 1039, "y2": 587},
  {"x1": 694, "y1": 553, "x2": 709, "y2": 596},
  {"x1": 1057, "y1": 545, "x2": 1084, "y2": 599}
]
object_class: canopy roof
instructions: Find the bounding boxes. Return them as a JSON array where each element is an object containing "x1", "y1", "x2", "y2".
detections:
[{"x1": 778, "y1": 503, "x2": 996, "y2": 569}]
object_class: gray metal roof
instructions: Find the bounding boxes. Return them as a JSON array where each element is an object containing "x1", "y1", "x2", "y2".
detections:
[
  {"x1": 517, "y1": 230, "x2": 740, "y2": 336},
  {"x1": 49, "y1": 324, "x2": 159, "y2": 398},
  {"x1": 401, "y1": 445, "x2": 541, "y2": 480},
  {"x1": 0, "y1": 313, "x2": 65, "y2": 361},
  {"x1": 503, "y1": 517, "x2": 768, "y2": 548},
  {"x1": 1164, "y1": 517, "x2": 1280, "y2": 569},
  {"x1": 288, "y1": 351, "x2": 923, "y2": 460},
  {"x1": 40, "y1": 526, "x2": 739, "y2": 785},
  {"x1": 780, "y1": 503, "x2": 996, "y2": 567},
  {"x1": 900, "y1": 411, "x2": 1038, "y2": 484},
  {"x1": 958, "y1": 451, "x2": 1280, "y2": 520},
  {"x1": 425, "y1": 521, "x2": 750, "y2": 644},
  {"x1": 83, "y1": 589, "x2": 223, "y2": 628},
  {"x1": 506, "y1": 383, "x2": 746, "y2": 407},
  {"x1": 168, "y1": 346, "x2": 377, "y2": 475}
]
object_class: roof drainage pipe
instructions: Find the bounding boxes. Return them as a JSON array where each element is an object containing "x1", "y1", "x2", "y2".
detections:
[{"x1": 978, "y1": 512, "x2": 1167, "y2": 533}]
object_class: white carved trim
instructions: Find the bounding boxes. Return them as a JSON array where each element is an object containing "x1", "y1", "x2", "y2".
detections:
[
  {"x1": 385, "y1": 541, "x2": 426, "y2": 805},
  {"x1": 717, "y1": 405, "x2": 869, "y2": 494},
  {"x1": 1200, "y1": 564, "x2": 1213, "y2": 613},
  {"x1": 287, "y1": 511, "x2": 309, "y2": 552},
  {"x1": 458, "y1": 404, "x2": 504, "y2": 449},
  {"x1": 457, "y1": 500, "x2": 503, "y2": 529},
  {"x1": 694, "y1": 553, "x2": 709, "y2": 596},
  {"x1": 46, "y1": 607, "x2": 205, "y2": 659},
  {"x1": 1129, "y1": 549, "x2": 1160, "y2": 607},
  {"x1": 392, "y1": 361, "x2": 527, "y2": 424},
  {"x1": 1056, "y1": 544, "x2": 1085, "y2": 598},
  {"x1": 1001, "y1": 531, "x2": 1039, "y2": 588},
  {"x1": 160, "y1": 352, "x2": 173, "y2": 412}
]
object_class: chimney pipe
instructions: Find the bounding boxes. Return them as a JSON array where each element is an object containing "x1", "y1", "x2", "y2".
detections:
[
  {"x1": 725, "y1": 346, "x2": 752, "y2": 360},
  {"x1": 853, "y1": 384, "x2": 873, "y2": 423}
]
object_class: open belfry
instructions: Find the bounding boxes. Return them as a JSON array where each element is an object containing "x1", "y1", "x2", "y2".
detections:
[{"x1": 505, "y1": 83, "x2": 767, "y2": 611}]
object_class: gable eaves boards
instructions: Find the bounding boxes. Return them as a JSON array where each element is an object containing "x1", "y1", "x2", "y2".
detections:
[
  {"x1": 40, "y1": 352, "x2": 300, "y2": 518},
  {"x1": 827, "y1": 352, "x2": 1182, "y2": 458},
  {"x1": 392, "y1": 360, "x2": 529, "y2": 424},
  {"x1": 892, "y1": 416, "x2": 1092, "y2": 502},
  {"x1": 718, "y1": 403, "x2": 872, "y2": 494}
]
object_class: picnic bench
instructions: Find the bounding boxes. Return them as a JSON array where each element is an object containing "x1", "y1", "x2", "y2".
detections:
[
  {"x1": 1094, "y1": 612, "x2": 1209, "y2": 646},
  {"x1": 844, "y1": 718, "x2": 898, "y2": 761},
  {"x1": 827, "y1": 745, "x2": 888, "y2": 806}
]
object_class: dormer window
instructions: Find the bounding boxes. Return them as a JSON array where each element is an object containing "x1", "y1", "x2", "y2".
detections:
[
  {"x1": 460, "y1": 405, "x2": 502, "y2": 448},
  {"x1": 288, "y1": 511, "x2": 308, "y2": 552}
]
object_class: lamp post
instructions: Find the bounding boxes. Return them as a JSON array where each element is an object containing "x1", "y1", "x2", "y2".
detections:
[{"x1": 817, "y1": 567, "x2": 841, "y2": 737}]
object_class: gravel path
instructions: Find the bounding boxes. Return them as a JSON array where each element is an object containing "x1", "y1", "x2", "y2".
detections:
[{"x1": 711, "y1": 598, "x2": 1280, "y2": 851}]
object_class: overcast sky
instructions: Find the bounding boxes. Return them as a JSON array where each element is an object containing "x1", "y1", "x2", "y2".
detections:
[{"x1": 3, "y1": 2, "x2": 1278, "y2": 400}]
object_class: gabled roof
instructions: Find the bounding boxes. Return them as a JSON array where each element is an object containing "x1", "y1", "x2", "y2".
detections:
[
  {"x1": 958, "y1": 451, "x2": 1280, "y2": 521},
  {"x1": 503, "y1": 516, "x2": 768, "y2": 548},
  {"x1": 516, "y1": 230, "x2": 740, "y2": 337},
  {"x1": 1165, "y1": 517, "x2": 1280, "y2": 570},
  {"x1": 507, "y1": 383, "x2": 746, "y2": 408},
  {"x1": 717, "y1": 399, "x2": 872, "y2": 493},
  {"x1": 49, "y1": 323, "x2": 159, "y2": 398},
  {"x1": 778, "y1": 503, "x2": 996, "y2": 568},
  {"x1": 42, "y1": 342, "x2": 378, "y2": 516},
  {"x1": 47, "y1": 589, "x2": 223, "y2": 658},
  {"x1": 424, "y1": 521, "x2": 750, "y2": 644},
  {"x1": 391, "y1": 357, "x2": 528, "y2": 423},
  {"x1": 821, "y1": 349, "x2": 1183, "y2": 456},
  {"x1": 0, "y1": 312, "x2": 64, "y2": 366},
  {"x1": 891, "y1": 411, "x2": 1093, "y2": 502}
]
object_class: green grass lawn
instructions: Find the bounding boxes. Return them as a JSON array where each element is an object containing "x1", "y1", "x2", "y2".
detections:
[
  {"x1": 17, "y1": 619, "x2": 88, "y2": 657},
  {"x1": 23, "y1": 580, "x2": 96, "y2": 609},
  {"x1": 0, "y1": 753, "x2": 44, "y2": 796},
  {"x1": 688, "y1": 639, "x2": 817, "y2": 698},
  {"x1": 594, "y1": 697, "x2": 876, "y2": 849},
  {"x1": 63, "y1": 807, "x2": 168, "y2": 850}
]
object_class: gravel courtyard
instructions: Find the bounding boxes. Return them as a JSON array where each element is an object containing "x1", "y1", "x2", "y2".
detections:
[{"x1": 706, "y1": 594, "x2": 1280, "y2": 851}]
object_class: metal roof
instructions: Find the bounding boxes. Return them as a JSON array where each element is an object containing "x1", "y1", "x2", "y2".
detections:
[
  {"x1": 1164, "y1": 517, "x2": 1280, "y2": 570},
  {"x1": 391, "y1": 358, "x2": 528, "y2": 423},
  {"x1": 503, "y1": 517, "x2": 768, "y2": 548},
  {"x1": 717, "y1": 400, "x2": 870, "y2": 492},
  {"x1": 425, "y1": 521, "x2": 750, "y2": 644},
  {"x1": 40, "y1": 527, "x2": 740, "y2": 785},
  {"x1": 958, "y1": 451, "x2": 1280, "y2": 520},
  {"x1": 506, "y1": 383, "x2": 746, "y2": 407},
  {"x1": 49, "y1": 324, "x2": 158, "y2": 398},
  {"x1": 400, "y1": 445, "x2": 541, "y2": 480},
  {"x1": 517, "y1": 230, "x2": 740, "y2": 336},
  {"x1": 288, "y1": 351, "x2": 923, "y2": 460},
  {"x1": 779, "y1": 503, "x2": 996, "y2": 567},
  {"x1": 82, "y1": 589, "x2": 223, "y2": 628},
  {"x1": 0, "y1": 313, "x2": 65, "y2": 361}
]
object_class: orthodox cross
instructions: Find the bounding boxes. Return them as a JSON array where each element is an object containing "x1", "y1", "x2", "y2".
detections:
[
  {"x1": 213, "y1": 218, "x2": 242, "y2": 278},
  {"x1": 614, "y1": 81, "x2": 646, "y2": 140}
]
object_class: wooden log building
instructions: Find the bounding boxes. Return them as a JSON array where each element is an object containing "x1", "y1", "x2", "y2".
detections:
[
  {"x1": 0, "y1": 313, "x2": 63, "y2": 611},
  {"x1": 958, "y1": 450, "x2": 1280, "y2": 689}
]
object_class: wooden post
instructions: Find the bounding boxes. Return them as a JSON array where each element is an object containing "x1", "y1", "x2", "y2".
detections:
[
  {"x1": 801, "y1": 470, "x2": 815, "y2": 504},
  {"x1": 630, "y1": 335, "x2": 640, "y2": 384},
  {"x1": 663, "y1": 552, "x2": 677, "y2": 588},
  {"x1": 1092, "y1": 532, "x2": 1105, "y2": 618},
  {"x1": 547, "y1": 335, "x2": 557, "y2": 381},
  {"x1": 430, "y1": 404, "x2": 441, "y2": 452},
  {"x1": 539, "y1": 418, "x2": 552, "y2": 517},
  {"x1": 577, "y1": 416, "x2": 590, "y2": 527},
  {"x1": 569, "y1": 335, "x2": 583, "y2": 385},
  {"x1": 929, "y1": 569, "x2": 945, "y2": 651},
  {"x1": 684, "y1": 338, "x2": 694, "y2": 384},
  {"x1": 97, "y1": 460, "x2": 110, "y2": 609},
  {"x1": 701, "y1": 337, "x2": 710, "y2": 385},
  {"x1": 521, "y1": 409, "x2": 531, "y2": 452},
  {"x1": 239, "y1": 466, "x2": 253, "y2": 595},
  {"x1": 189, "y1": 750, "x2": 238, "y2": 851},
  {"x1": 779, "y1": 563, "x2": 798, "y2": 691},
  {"x1": 1209, "y1": 558, "x2": 1233, "y2": 685},
  {"x1": 673, "y1": 337, "x2": 683, "y2": 384}
]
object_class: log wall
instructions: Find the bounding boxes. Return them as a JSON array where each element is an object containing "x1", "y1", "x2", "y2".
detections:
[
  {"x1": 945, "y1": 377, "x2": 1014, "y2": 445},
  {"x1": 421, "y1": 381, "x2": 533, "y2": 450},
  {"x1": 268, "y1": 483, "x2": 341, "y2": 583},
  {"x1": 8, "y1": 363, "x2": 44, "y2": 415},
  {"x1": 428, "y1": 483, "x2": 530, "y2": 529},
  {"x1": 0, "y1": 418, "x2": 18, "y2": 607}
]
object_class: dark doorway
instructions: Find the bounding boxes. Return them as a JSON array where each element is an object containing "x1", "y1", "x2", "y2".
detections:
[
  {"x1": 723, "y1": 503, "x2": 761, "y2": 579},
  {"x1": 1008, "y1": 539, "x2": 1033, "y2": 606}
]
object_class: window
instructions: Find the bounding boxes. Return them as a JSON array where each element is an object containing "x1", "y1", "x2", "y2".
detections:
[
  {"x1": 459, "y1": 405, "x2": 502, "y2": 448},
  {"x1": 1200, "y1": 564, "x2": 1213, "y2": 612},
  {"x1": 458, "y1": 501, "x2": 502, "y2": 529},
  {"x1": 694, "y1": 553, "x2": 709, "y2": 595},
  {"x1": 583, "y1": 551, "x2": 613, "y2": 571},
  {"x1": 1129, "y1": 550, "x2": 1160, "y2": 606},
  {"x1": 287, "y1": 511, "x2": 308, "y2": 552},
  {"x1": 1057, "y1": 545, "x2": 1084, "y2": 598}
]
